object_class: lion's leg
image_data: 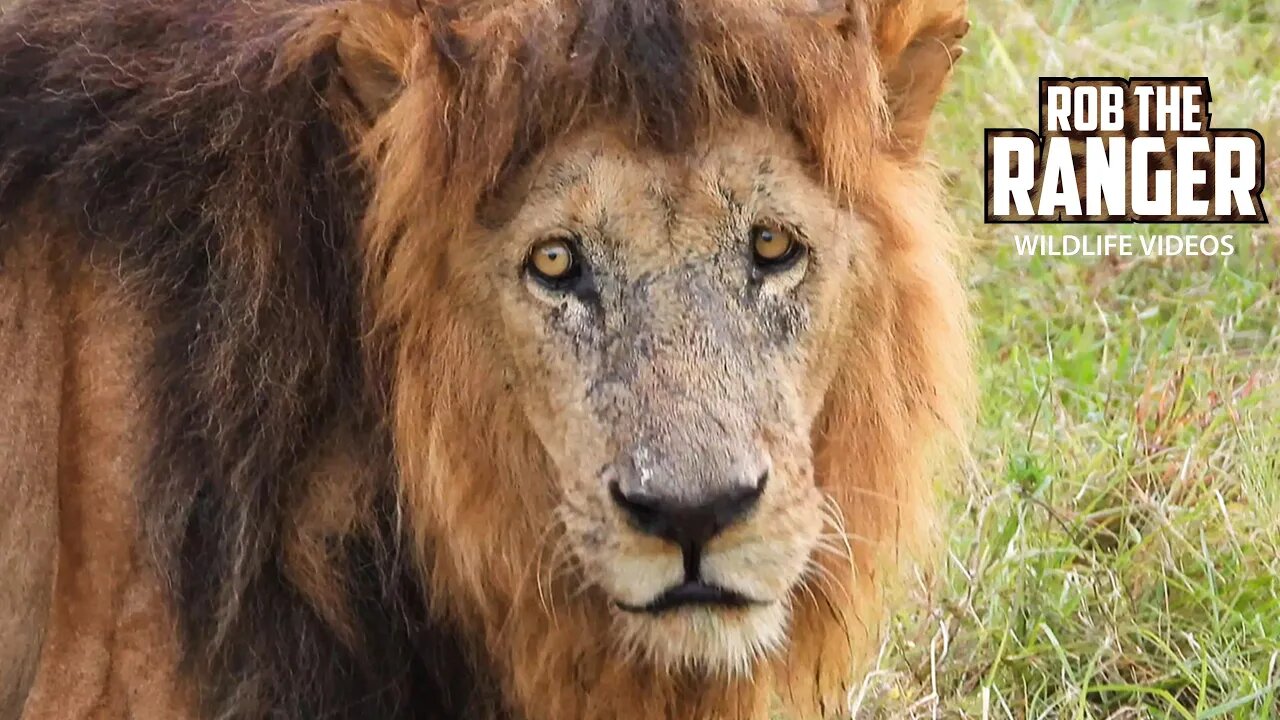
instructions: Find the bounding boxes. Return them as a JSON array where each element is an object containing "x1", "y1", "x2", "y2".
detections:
[
  {"x1": 0, "y1": 238, "x2": 63, "y2": 720},
  {"x1": 17, "y1": 252, "x2": 194, "y2": 720}
]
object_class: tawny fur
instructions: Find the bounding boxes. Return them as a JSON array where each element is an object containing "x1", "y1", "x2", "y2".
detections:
[
  {"x1": 14, "y1": 257, "x2": 194, "y2": 720},
  {"x1": 0, "y1": 0, "x2": 972, "y2": 718},
  {"x1": 0, "y1": 227, "x2": 62, "y2": 719}
]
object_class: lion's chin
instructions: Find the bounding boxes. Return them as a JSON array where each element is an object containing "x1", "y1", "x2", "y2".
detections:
[{"x1": 611, "y1": 597, "x2": 791, "y2": 676}]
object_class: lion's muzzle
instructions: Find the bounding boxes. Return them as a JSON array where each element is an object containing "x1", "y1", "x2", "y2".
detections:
[{"x1": 608, "y1": 472, "x2": 769, "y2": 613}]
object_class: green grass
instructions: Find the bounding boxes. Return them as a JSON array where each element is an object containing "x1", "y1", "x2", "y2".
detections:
[{"x1": 859, "y1": 0, "x2": 1280, "y2": 717}]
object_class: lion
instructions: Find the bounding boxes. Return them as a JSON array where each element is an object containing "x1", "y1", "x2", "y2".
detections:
[{"x1": 0, "y1": 0, "x2": 973, "y2": 718}]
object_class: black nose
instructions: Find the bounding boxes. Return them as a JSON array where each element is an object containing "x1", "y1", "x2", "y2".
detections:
[{"x1": 609, "y1": 472, "x2": 767, "y2": 553}]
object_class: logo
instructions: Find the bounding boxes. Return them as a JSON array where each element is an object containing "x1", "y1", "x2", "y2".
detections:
[{"x1": 985, "y1": 77, "x2": 1266, "y2": 224}]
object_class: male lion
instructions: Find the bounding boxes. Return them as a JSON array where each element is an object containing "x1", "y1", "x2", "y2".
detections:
[{"x1": 0, "y1": 0, "x2": 972, "y2": 718}]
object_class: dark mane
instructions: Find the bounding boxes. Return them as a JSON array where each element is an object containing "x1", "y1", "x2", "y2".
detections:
[{"x1": 0, "y1": 0, "x2": 502, "y2": 716}]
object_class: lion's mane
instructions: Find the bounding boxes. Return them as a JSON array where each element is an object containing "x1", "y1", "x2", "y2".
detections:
[{"x1": 0, "y1": 0, "x2": 971, "y2": 717}]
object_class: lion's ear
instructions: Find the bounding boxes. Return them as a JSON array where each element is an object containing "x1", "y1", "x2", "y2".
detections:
[
  {"x1": 329, "y1": 1, "x2": 418, "y2": 119},
  {"x1": 867, "y1": 0, "x2": 970, "y2": 158}
]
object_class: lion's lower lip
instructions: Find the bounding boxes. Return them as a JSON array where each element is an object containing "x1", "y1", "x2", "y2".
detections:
[{"x1": 616, "y1": 582, "x2": 765, "y2": 615}]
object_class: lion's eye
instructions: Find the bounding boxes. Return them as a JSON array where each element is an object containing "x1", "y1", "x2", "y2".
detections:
[
  {"x1": 750, "y1": 223, "x2": 801, "y2": 269},
  {"x1": 527, "y1": 237, "x2": 579, "y2": 285}
]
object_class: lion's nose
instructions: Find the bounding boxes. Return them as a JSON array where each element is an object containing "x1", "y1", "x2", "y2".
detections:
[{"x1": 608, "y1": 472, "x2": 767, "y2": 552}]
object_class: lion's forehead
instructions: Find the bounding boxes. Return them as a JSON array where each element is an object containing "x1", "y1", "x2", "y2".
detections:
[{"x1": 506, "y1": 121, "x2": 850, "y2": 260}]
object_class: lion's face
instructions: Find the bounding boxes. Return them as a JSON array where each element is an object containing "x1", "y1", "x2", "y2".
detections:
[{"x1": 470, "y1": 119, "x2": 873, "y2": 673}]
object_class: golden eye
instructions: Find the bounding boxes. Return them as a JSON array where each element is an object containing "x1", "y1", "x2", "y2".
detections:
[
  {"x1": 527, "y1": 237, "x2": 578, "y2": 283},
  {"x1": 751, "y1": 223, "x2": 799, "y2": 267}
]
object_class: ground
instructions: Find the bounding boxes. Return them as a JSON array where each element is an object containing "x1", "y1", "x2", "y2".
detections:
[{"x1": 860, "y1": 0, "x2": 1280, "y2": 717}]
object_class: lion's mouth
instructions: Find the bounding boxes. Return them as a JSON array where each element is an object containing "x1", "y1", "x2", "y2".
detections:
[{"x1": 616, "y1": 581, "x2": 766, "y2": 615}]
